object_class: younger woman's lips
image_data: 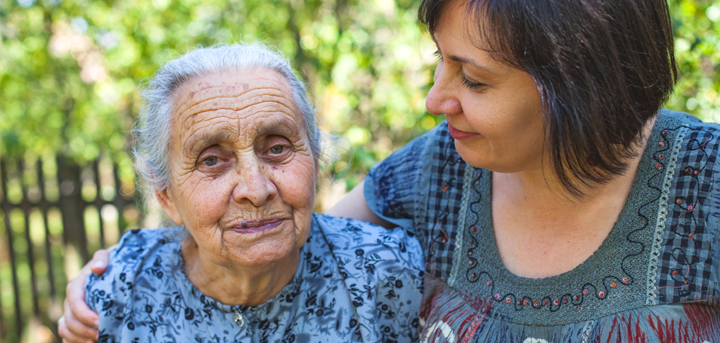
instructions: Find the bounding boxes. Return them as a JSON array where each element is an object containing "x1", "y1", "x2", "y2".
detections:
[
  {"x1": 231, "y1": 219, "x2": 284, "y2": 234},
  {"x1": 447, "y1": 123, "x2": 481, "y2": 140}
]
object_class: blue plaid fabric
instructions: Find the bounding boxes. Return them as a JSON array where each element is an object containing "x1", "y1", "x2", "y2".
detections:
[
  {"x1": 656, "y1": 116, "x2": 720, "y2": 304},
  {"x1": 365, "y1": 111, "x2": 720, "y2": 342},
  {"x1": 366, "y1": 122, "x2": 466, "y2": 280},
  {"x1": 366, "y1": 113, "x2": 720, "y2": 304}
]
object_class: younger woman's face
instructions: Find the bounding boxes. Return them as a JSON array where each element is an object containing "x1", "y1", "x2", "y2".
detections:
[{"x1": 425, "y1": 0, "x2": 545, "y2": 173}]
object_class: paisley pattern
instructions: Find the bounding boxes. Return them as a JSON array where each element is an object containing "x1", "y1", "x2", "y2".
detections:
[{"x1": 86, "y1": 214, "x2": 424, "y2": 343}]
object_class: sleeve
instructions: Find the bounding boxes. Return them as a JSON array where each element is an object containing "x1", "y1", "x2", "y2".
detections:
[
  {"x1": 705, "y1": 129, "x2": 720, "y2": 293},
  {"x1": 318, "y1": 214, "x2": 424, "y2": 343},
  {"x1": 85, "y1": 239, "x2": 130, "y2": 333},
  {"x1": 363, "y1": 131, "x2": 432, "y2": 235},
  {"x1": 85, "y1": 229, "x2": 157, "y2": 334}
]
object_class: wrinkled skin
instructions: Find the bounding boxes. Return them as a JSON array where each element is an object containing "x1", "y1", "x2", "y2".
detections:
[
  {"x1": 60, "y1": 68, "x2": 318, "y2": 342},
  {"x1": 161, "y1": 69, "x2": 316, "y2": 283}
]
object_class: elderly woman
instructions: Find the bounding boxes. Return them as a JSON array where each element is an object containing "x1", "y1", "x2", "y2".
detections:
[
  {"x1": 60, "y1": 43, "x2": 423, "y2": 343},
  {"x1": 64, "y1": 0, "x2": 720, "y2": 341}
]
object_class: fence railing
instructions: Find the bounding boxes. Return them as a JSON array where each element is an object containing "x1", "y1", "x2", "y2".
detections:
[{"x1": 0, "y1": 154, "x2": 141, "y2": 343}]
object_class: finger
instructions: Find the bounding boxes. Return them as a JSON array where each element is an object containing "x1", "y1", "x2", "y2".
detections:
[
  {"x1": 90, "y1": 249, "x2": 110, "y2": 275},
  {"x1": 63, "y1": 305, "x2": 99, "y2": 341},
  {"x1": 57, "y1": 322, "x2": 78, "y2": 342},
  {"x1": 58, "y1": 318, "x2": 96, "y2": 343},
  {"x1": 66, "y1": 269, "x2": 100, "y2": 329}
]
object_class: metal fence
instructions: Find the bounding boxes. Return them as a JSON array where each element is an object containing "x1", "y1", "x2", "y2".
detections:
[{"x1": 0, "y1": 154, "x2": 141, "y2": 343}]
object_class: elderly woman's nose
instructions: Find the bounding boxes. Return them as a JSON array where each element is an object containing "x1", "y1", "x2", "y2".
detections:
[
  {"x1": 231, "y1": 164, "x2": 278, "y2": 206},
  {"x1": 426, "y1": 63, "x2": 462, "y2": 116}
]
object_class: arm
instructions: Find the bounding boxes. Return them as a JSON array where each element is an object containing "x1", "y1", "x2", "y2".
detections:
[
  {"x1": 58, "y1": 249, "x2": 111, "y2": 343},
  {"x1": 325, "y1": 181, "x2": 394, "y2": 229},
  {"x1": 330, "y1": 128, "x2": 433, "y2": 235}
]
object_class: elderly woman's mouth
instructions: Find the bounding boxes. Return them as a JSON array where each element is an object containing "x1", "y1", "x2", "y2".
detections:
[{"x1": 230, "y1": 219, "x2": 286, "y2": 234}]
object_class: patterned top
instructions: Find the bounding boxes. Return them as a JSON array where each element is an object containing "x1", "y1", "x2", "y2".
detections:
[
  {"x1": 85, "y1": 214, "x2": 424, "y2": 343},
  {"x1": 365, "y1": 110, "x2": 720, "y2": 342}
]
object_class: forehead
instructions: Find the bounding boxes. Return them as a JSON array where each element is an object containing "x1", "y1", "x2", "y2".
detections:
[
  {"x1": 434, "y1": 1, "x2": 515, "y2": 72},
  {"x1": 170, "y1": 68, "x2": 300, "y2": 135},
  {"x1": 435, "y1": 1, "x2": 483, "y2": 47}
]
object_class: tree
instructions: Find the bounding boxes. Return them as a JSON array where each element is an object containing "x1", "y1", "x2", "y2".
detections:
[{"x1": 1, "y1": 0, "x2": 718, "y2": 193}]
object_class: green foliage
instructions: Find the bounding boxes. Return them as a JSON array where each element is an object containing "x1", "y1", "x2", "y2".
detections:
[
  {"x1": 0, "y1": 0, "x2": 718, "y2": 185},
  {"x1": 667, "y1": 0, "x2": 720, "y2": 122},
  {"x1": 0, "y1": 0, "x2": 438, "y2": 186}
]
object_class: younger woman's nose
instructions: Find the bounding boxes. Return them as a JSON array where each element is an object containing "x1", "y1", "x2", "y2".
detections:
[{"x1": 425, "y1": 62, "x2": 462, "y2": 116}]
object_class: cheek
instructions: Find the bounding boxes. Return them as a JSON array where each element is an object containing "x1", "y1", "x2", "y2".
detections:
[
  {"x1": 272, "y1": 161, "x2": 316, "y2": 209},
  {"x1": 465, "y1": 95, "x2": 541, "y2": 136},
  {"x1": 176, "y1": 174, "x2": 234, "y2": 227}
]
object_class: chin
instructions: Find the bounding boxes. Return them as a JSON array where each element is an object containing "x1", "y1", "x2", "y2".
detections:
[
  {"x1": 454, "y1": 143, "x2": 489, "y2": 169},
  {"x1": 455, "y1": 143, "x2": 536, "y2": 173},
  {"x1": 228, "y1": 241, "x2": 298, "y2": 268}
]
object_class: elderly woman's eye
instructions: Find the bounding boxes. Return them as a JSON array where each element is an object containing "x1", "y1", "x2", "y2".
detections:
[
  {"x1": 203, "y1": 156, "x2": 218, "y2": 166},
  {"x1": 269, "y1": 145, "x2": 284, "y2": 154}
]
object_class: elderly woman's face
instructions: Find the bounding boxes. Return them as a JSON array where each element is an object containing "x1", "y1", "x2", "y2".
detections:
[{"x1": 158, "y1": 68, "x2": 316, "y2": 270}]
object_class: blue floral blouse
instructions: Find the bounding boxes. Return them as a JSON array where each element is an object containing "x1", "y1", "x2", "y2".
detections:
[{"x1": 86, "y1": 214, "x2": 424, "y2": 343}]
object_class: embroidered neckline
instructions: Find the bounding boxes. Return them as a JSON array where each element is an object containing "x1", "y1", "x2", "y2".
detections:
[{"x1": 449, "y1": 110, "x2": 679, "y2": 324}]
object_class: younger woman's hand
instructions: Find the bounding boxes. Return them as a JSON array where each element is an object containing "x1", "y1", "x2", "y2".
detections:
[{"x1": 58, "y1": 249, "x2": 110, "y2": 343}]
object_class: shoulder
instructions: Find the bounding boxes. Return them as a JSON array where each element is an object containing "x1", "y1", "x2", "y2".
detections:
[
  {"x1": 312, "y1": 214, "x2": 423, "y2": 255},
  {"x1": 85, "y1": 227, "x2": 186, "y2": 309},
  {"x1": 660, "y1": 110, "x2": 720, "y2": 217},
  {"x1": 657, "y1": 109, "x2": 720, "y2": 190},
  {"x1": 309, "y1": 214, "x2": 423, "y2": 341},
  {"x1": 368, "y1": 122, "x2": 453, "y2": 177},
  {"x1": 364, "y1": 122, "x2": 461, "y2": 229},
  {"x1": 653, "y1": 110, "x2": 720, "y2": 304},
  {"x1": 115, "y1": 226, "x2": 184, "y2": 256},
  {"x1": 311, "y1": 214, "x2": 424, "y2": 271},
  {"x1": 660, "y1": 109, "x2": 720, "y2": 143},
  {"x1": 106, "y1": 226, "x2": 185, "y2": 273}
]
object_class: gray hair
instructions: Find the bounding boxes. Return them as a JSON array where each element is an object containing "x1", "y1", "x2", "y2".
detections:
[{"x1": 133, "y1": 43, "x2": 322, "y2": 193}]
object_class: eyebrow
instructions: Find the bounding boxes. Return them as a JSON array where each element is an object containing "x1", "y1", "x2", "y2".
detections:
[
  {"x1": 183, "y1": 130, "x2": 234, "y2": 154},
  {"x1": 182, "y1": 117, "x2": 301, "y2": 154},
  {"x1": 433, "y1": 39, "x2": 495, "y2": 75},
  {"x1": 255, "y1": 117, "x2": 300, "y2": 138},
  {"x1": 446, "y1": 54, "x2": 493, "y2": 74}
]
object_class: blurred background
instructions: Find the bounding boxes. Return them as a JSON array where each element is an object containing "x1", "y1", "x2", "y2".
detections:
[{"x1": 0, "y1": 0, "x2": 718, "y2": 341}]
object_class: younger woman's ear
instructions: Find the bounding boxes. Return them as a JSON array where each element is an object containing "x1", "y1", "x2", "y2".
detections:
[{"x1": 156, "y1": 188, "x2": 183, "y2": 225}]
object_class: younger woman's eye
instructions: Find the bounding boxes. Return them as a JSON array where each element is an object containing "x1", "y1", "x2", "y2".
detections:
[
  {"x1": 434, "y1": 50, "x2": 443, "y2": 61},
  {"x1": 269, "y1": 145, "x2": 285, "y2": 154},
  {"x1": 203, "y1": 156, "x2": 218, "y2": 166},
  {"x1": 461, "y1": 76, "x2": 486, "y2": 90}
]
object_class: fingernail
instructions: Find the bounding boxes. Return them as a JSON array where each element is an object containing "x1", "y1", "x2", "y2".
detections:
[
  {"x1": 92, "y1": 260, "x2": 105, "y2": 269},
  {"x1": 93, "y1": 319, "x2": 99, "y2": 327}
]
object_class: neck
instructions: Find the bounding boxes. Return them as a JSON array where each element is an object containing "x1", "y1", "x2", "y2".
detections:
[
  {"x1": 490, "y1": 116, "x2": 657, "y2": 277},
  {"x1": 181, "y1": 236, "x2": 300, "y2": 306}
]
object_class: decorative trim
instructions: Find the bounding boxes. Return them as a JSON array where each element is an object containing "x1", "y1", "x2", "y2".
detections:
[
  {"x1": 646, "y1": 127, "x2": 688, "y2": 305},
  {"x1": 456, "y1": 119, "x2": 671, "y2": 318},
  {"x1": 448, "y1": 163, "x2": 475, "y2": 288}
]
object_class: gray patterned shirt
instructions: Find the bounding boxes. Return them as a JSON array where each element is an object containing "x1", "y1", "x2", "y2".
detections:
[{"x1": 86, "y1": 214, "x2": 424, "y2": 343}]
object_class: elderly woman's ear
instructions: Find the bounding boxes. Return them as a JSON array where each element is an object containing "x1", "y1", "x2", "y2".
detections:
[{"x1": 156, "y1": 188, "x2": 183, "y2": 225}]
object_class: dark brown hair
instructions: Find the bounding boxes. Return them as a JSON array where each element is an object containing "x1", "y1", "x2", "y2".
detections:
[{"x1": 420, "y1": 0, "x2": 677, "y2": 196}]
